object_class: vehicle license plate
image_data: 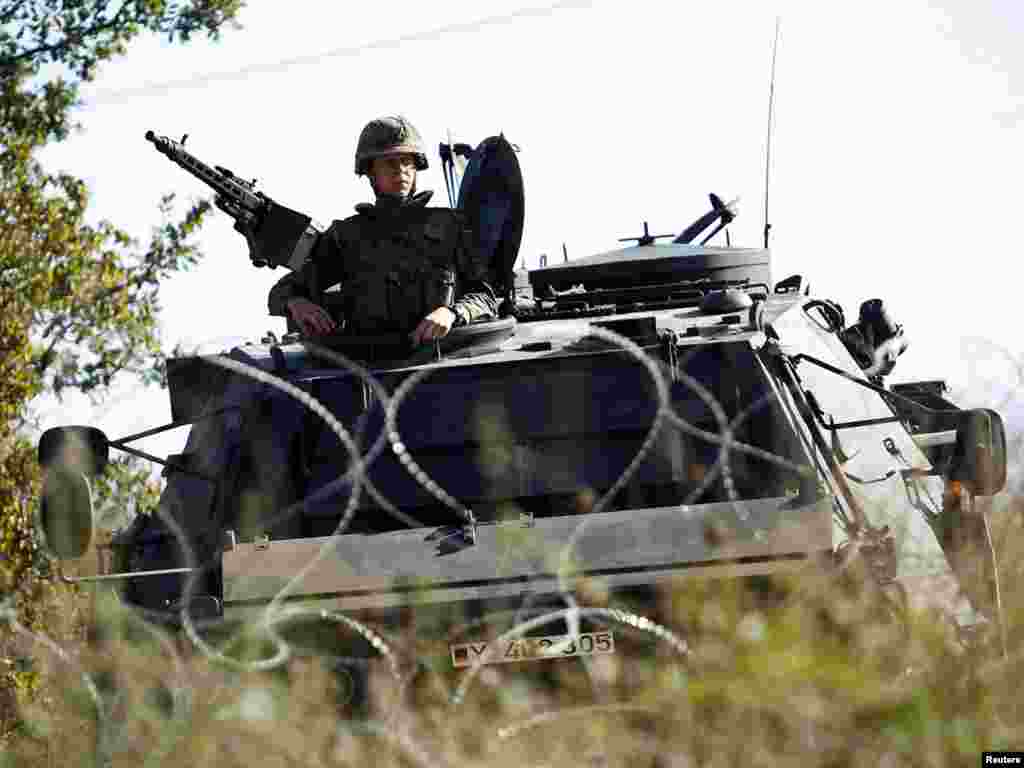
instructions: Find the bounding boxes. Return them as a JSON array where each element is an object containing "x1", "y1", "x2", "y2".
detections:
[{"x1": 450, "y1": 632, "x2": 614, "y2": 668}]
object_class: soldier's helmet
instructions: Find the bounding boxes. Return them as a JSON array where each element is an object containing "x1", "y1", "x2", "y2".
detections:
[{"x1": 354, "y1": 115, "x2": 429, "y2": 176}]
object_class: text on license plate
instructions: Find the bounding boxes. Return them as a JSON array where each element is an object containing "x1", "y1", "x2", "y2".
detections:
[{"x1": 450, "y1": 632, "x2": 614, "y2": 668}]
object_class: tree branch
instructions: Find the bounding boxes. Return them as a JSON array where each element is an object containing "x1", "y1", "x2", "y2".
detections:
[
  {"x1": 0, "y1": 1, "x2": 131, "y2": 71},
  {"x1": 0, "y1": 3, "x2": 21, "y2": 26}
]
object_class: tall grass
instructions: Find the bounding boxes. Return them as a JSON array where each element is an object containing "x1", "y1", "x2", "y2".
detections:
[{"x1": 3, "y1": 491, "x2": 1023, "y2": 767}]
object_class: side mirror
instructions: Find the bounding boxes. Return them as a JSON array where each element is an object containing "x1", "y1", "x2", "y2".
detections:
[
  {"x1": 38, "y1": 426, "x2": 109, "y2": 476},
  {"x1": 951, "y1": 409, "x2": 1006, "y2": 496},
  {"x1": 37, "y1": 426, "x2": 108, "y2": 559},
  {"x1": 39, "y1": 467, "x2": 94, "y2": 558}
]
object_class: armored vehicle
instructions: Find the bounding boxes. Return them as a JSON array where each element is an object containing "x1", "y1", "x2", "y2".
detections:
[{"x1": 37, "y1": 135, "x2": 1007, "y2": 708}]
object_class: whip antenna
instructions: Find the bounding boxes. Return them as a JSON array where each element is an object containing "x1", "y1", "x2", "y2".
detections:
[{"x1": 763, "y1": 17, "x2": 780, "y2": 249}]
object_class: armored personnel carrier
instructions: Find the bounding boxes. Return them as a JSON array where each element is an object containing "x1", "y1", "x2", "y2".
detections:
[{"x1": 37, "y1": 136, "x2": 1007, "y2": 706}]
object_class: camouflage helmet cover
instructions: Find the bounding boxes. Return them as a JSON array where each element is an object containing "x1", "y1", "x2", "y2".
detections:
[{"x1": 355, "y1": 115, "x2": 429, "y2": 175}]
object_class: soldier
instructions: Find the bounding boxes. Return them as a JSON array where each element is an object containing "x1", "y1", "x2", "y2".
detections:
[{"x1": 266, "y1": 115, "x2": 498, "y2": 345}]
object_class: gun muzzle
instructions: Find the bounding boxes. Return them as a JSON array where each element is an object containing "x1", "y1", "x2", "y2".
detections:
[
  {"x1": 145, "y1": 130, "x2": 171, "y2": 156},
  {"x1": 145, "y1": 130, "x2": 184, "y2": 156}
]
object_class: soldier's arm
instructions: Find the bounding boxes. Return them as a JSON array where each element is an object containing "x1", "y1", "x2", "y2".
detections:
[
  {"x1": 451, "y1": 285, "x2": 498, "y2": 326},
  {"x1": 267, "y1": 269, "x2": 310, "y2": 317},
  {"x1": 267, "y1": 224, "x2": 345, "y2": 318}
]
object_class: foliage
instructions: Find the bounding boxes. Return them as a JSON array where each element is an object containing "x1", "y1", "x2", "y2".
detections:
[
  {"x1": 0, "y1": 0, "x2": 244, "y2": 747},
  {"x1": 0, "y1": 0, "x2": 242, "y2": 83}
]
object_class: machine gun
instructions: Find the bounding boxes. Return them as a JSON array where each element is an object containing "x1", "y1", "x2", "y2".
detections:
[{"x1": 145, "y1": 130, "x2": 315, "y2": 269}]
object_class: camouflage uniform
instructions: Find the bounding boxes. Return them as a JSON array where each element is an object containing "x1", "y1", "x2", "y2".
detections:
[
  {"x1": 267, "y1": 115, "x2": 498, "y2": 334},
  {"x1": 267, "y1": 192, "x2": 498, "y2": 334}
]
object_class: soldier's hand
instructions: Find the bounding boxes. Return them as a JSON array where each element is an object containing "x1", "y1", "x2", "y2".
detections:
[
  {"x1": 287, "y1": 298, "x2": 337, "y2": 336},
  {"x1": 410, "y1": 307, "x2": 457, "y2": 345}
]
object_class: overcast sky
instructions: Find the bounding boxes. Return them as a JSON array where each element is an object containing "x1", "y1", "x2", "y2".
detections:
[{"x1": 33, "y1": 0, "x2": 1024, "y2": 461}]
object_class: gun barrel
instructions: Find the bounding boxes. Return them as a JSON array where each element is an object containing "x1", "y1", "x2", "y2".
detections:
[{"x1": 144, "y1": 130, "x2": 262, "y2": 215}]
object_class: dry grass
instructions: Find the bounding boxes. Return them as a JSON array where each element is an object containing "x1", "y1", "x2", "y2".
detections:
[
  {"x1": 3, "y1": 494, "x2": 1024, "y2": 767},
  {"x1": 7, "y1": 337, "x2": 1024, "y2": 767}
]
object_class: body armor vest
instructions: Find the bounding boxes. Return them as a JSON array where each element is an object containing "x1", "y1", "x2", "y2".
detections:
[{"x1": 317, "y1": 205, "x2": 463, "y2": 336}]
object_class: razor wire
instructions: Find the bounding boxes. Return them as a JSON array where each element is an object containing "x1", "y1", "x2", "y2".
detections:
[
  {"x1": 448, "y1": 599, "x2": 605, "y2": 704},
  {"x1": 494, "y1": 704, "x2": 672, "y2": 767},
  {"x1": 672, "y1": 384, "x2": 816, "y2": 505},
  {"x1": 187, "y1": 328, "x2": 715, "y2": 731},
  {"x1": 188, "y1": 355, "x2": 412, "y2": 685},
  {"x1": 13, "y1": 319, "x2": 863, "y2": 762},
  {"x1": 495, "y1": 702, "x2": 669, "y2": 741},
  {"x1": 385, "y1": 366, "x2": 477, "y2": 527},
  {"x1": 266, "y1": 606, "x2": 404, "y2": 684},
  {"x1": 553, "y1": 325, "x2": 749, "y2": 601},
  {"x1": 664, "y1": 341, "x2": 816, "y2": 485},
  {"x1": 666, "y1": 345, "x2": 739, "y2": 505},
  {"x1": 547, "y1": 326, "x2": 675, "y2": 662},
  {"x1": 139, "y1": 349, "x2": 444, "y2": 743},
  {"x1": 242, "y1": 342, "x2": 427, "y2": 534},
  {"x1": 206, "y1": 356, "x2": 369, "y2": 614}
]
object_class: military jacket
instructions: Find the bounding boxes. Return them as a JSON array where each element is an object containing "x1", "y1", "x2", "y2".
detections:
[{"x1": 267, "y1": 192, "x2": 498, "y2": 336}]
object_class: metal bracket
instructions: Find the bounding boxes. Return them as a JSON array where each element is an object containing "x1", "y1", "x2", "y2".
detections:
[
  {"x1": 104, "y1": 405, "x2": 238, "y2": 481},
  {"x1": 829, "y1": 416, "x2": 858, "y2": 464},
  {"x1": 57, "y1": 562, "x2": 194, "y2": 584},
  {"x1": 790, "y1": 353, "x2": 966, "y2": 433},
  {"x1": 463, "y1": 510, "x2": 478, "y2": 545},
  {"x1": 659, "y1": 329, "x2": 679, "y2": 382},
  {"x1": 883, "y1": 437, "x2": 902, "y2": 459}
]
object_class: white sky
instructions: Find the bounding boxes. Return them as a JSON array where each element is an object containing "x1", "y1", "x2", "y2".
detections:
[{"x1": 32, "y1": 0, "x2": 1024, "y2": 462}]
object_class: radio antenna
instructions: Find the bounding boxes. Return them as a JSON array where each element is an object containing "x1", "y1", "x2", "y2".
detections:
[{"x1": 763, "y1": 17, "x2": 780, "y2": 250}]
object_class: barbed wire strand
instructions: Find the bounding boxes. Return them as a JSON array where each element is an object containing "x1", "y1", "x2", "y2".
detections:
[
  {"x1": 257, "y1": 342, "x2": 427, "y2": 533},
  {"x1": 675, "y1": 385, "x2": 815, "y2": 506},
  {"x1": 202, "y1": 333, "x2": 699, "y2": 721},
  {"x1": 131, "y1": 325, "x2": 760, "y2": 706},
  {"x1": 554, "y1": 326, "x2": 674, "y2": 601},
  {"x1": 135, "y1": 352, "x2": 371, "y2": 673},
  {"x1": 496, "y1": 702, "x2": 666, "y2": 741},
  {"x1": 203, "y1": 356, "x2": 406, "y2": 675},
  {"x1": 386, "y1": 366, "x2": 477, "y2": 526},
  {"x1": 23, "y1": 307, "x2": 947, "y2": 759}
]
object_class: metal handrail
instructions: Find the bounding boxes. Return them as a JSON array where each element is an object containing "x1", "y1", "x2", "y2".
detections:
[
  {"x1": 790, "y1": 354, "x2": 966, "y2": 432},
  {"x1": 59, "y1": 564, "x2": 195, "y2": 584}
]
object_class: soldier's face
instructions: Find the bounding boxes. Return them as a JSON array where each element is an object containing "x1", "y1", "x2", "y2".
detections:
[{"x1": 371, "y1": 154, "x2": 417, "y2": 197}]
